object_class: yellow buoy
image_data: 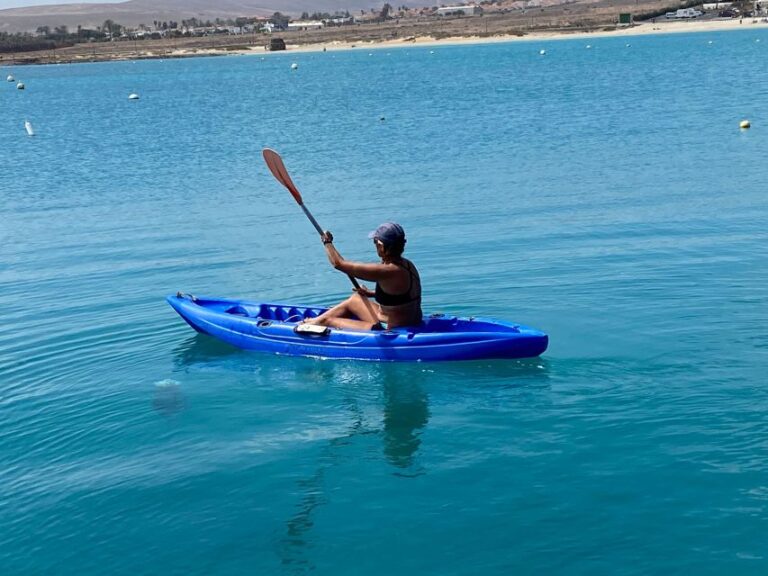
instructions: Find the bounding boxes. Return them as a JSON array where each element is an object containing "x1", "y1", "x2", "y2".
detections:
[{"x1": 739, "y1": 120, "x2": 751, "y2": 129}]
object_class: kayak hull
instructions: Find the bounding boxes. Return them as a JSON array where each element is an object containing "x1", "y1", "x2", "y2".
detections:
[{"x1": 167, "y1": 294, "x2": 548, "y2": 362}]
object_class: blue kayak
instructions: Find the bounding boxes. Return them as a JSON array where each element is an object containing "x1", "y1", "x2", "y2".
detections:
[{"x1": 167, "y1": 293, "x2": 548, "y2": 362}]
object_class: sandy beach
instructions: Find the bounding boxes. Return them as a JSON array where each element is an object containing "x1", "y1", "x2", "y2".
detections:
[
  {"x1": 4, "y1": 15, "x2": 767, "y2": 65},
  {"x1": 173, "y1": 17, "x2": 768, "y2": 58}
]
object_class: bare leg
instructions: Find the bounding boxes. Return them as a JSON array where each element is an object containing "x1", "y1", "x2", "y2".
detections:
[
  {"x1": 303, "y1": 296, "x2": 355, "y2": 325},
  {"x1": 305, "y1": 293, "x2": 381, "y2": 330},
  {"x1": 324, "y1": 317, "x2": 380, "y2": 330}
]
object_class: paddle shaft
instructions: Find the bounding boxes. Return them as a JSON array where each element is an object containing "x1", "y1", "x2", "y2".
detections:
[
  {"x1": 299, "y1": 204, "x2": 363, "y2": 291},
  {"x1": 263, "y1": 149, "x2": 375, "y2": 306},
  {"x1": 300, "y1": 204, "x2": 324, "y2": 236}
]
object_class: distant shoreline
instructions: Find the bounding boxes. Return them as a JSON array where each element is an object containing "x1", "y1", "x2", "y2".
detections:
[
  {"x1": 277, "y1": 17, "x2": 767, "y2": 55},
  {"x1": 3, "y1": 17, "x2": 767, "y2": 65}
]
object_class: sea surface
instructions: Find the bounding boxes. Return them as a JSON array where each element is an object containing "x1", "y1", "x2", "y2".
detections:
[{"x1": 2, "y1": 29, "x2": 767, "y2": 575}]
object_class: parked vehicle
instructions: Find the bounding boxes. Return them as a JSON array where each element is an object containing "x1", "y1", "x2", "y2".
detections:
[
  {"x1": 267, "y1": 37, "x2": 286, "y2": 51},
  {"x1": 666, "y1": 8, "x2": 703, "y2": 18}
]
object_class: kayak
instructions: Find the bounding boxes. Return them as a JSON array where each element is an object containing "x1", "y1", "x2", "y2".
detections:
[{"x1": 167, "y1": 293, "x2": 548, "y2": 362}]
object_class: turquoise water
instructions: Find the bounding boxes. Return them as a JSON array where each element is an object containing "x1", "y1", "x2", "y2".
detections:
[{"x1": 2, "y1": 29, "x2": 768, "y2": 574}]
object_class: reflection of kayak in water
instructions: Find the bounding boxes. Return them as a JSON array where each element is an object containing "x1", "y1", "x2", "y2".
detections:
[{"x1": 167, "y1": 293, "x2": 549, "y2": 362}]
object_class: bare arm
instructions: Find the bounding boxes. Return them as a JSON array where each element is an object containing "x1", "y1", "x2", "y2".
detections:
[{"x1": 324, "y1": 244, "x2": 394, "y2": 281}]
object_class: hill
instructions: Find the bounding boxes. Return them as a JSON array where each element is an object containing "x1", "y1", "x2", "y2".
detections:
[{"x1": 0, "y1": 0, "x2": 401, "y2": 32}]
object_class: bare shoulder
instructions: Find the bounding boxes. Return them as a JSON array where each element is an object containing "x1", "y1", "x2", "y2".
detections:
[
  {"x1": 369, "y1": 261, "x2": 405, "y2": 279},
  {"x1": 403, "y1": 258, "x2": 420, "y2": 273},
  {"x1": 341, "y1": 261, "x2": 398, "y2": 282}
]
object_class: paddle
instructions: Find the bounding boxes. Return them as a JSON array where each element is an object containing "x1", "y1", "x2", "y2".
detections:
[{"x1": 262, "y1": 148, "x2": 378, "y2": 317}]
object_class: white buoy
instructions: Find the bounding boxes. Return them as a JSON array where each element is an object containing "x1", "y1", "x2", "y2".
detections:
[
  {"x1": 6, "y1": 74, "x2": 14, "y2": 82},
  {"x1": 16, "y1": 82, "x2": 25, "y2": 90},
  {"x1": 626, "y1": 43, "x2": 632, "y2": 47},
  {"x1": 128, "y1": 93, "x2": 139, "y2": 100},
  {"x1": 539, "y1": 49, "x2": 546, "y2": 55},
  {"x1": 430, "y1": 50, "x2": 435, "y2": 54},
  {"x1": 740, "y1": 119, "x2": 751, "y2": 129},
  {"x1": 757, "y1": 39, "x2": 761, "y2": 43},
  {"x1": 708, "y1": 40, "x2": 713, "y2": 44},
  {"x1": 290, "y1": 62, "x2": 298, "y2": 70},
  {"x1": 24, "y1": 120, "x2": 34, "y2": 136},
  {"x1": 586, "y1": 44, "x2": 592, "y2": 49}
]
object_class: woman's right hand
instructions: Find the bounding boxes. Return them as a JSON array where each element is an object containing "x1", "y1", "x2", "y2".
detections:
[{"x1": 321, "y1": 231, "x2": 334, "y2": 245}]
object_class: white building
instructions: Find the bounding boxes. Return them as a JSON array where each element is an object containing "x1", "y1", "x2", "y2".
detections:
[
  {"x1": 287, "y1": 21, "x2": 325, "y2": 30},
  {"x1": 325, "y1": 16, "x2": 355, "y2": 25},
  {"x1": 436, "y1": 5, "x2": 483, "y2": 16}
]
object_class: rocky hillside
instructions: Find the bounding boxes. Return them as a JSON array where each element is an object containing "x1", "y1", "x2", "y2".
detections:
[{"x1": 0, "y1": 0, "x2": 408, "y2": 32}]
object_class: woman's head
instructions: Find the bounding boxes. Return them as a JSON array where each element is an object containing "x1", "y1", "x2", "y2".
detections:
[{"x1": 369, "y1": 222, "x2": 406, "y2": 258}]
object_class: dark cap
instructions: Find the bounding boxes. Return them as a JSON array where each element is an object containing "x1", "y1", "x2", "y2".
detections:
[{"x1": 368, "y1": 222, "x2": 405, "y2": 245}]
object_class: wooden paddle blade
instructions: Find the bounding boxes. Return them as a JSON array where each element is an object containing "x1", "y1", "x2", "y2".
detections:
[{"x1": 263, "y1": 148, "x2": 303, "y2": 205}]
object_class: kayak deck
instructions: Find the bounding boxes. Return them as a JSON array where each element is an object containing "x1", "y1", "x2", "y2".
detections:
[{"x1": 167, "y1": 293, "x2": 548, "y2": 362}]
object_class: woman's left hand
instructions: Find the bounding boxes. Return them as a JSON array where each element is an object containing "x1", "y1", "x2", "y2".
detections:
[
  {"x1": 354, "y1": 285, "x2": 375, "y2": 298},
  {"x1": 321, "y1": 231, "x2": 334, "y2": 245}
]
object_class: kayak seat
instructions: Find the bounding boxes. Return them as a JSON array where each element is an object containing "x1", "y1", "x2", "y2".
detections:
[
  {"x1": 420, "y1": 317, "x2": 459, "y2": 333},
  {"x1": 249, "y1": 305, "x2": 325, "y2": 322},
  {"x1": 225, "y1": 305, "x2": 250, "y2": 317},
  {"x1": 285, "y1": 307, "x2": 304, "y2": 323},
  {"x1": 267, "y1": 306, "x2": 285, "y2": 320}
]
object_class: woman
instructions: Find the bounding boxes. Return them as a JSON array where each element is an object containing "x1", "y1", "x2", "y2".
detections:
[{"x1": 304, "y1": 222, "x2": 422, "y2": 331}]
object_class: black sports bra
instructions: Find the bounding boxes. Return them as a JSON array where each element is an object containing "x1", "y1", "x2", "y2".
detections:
[{"x1": 375, "y1": 260, "x2": 421, "y2": 307}]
